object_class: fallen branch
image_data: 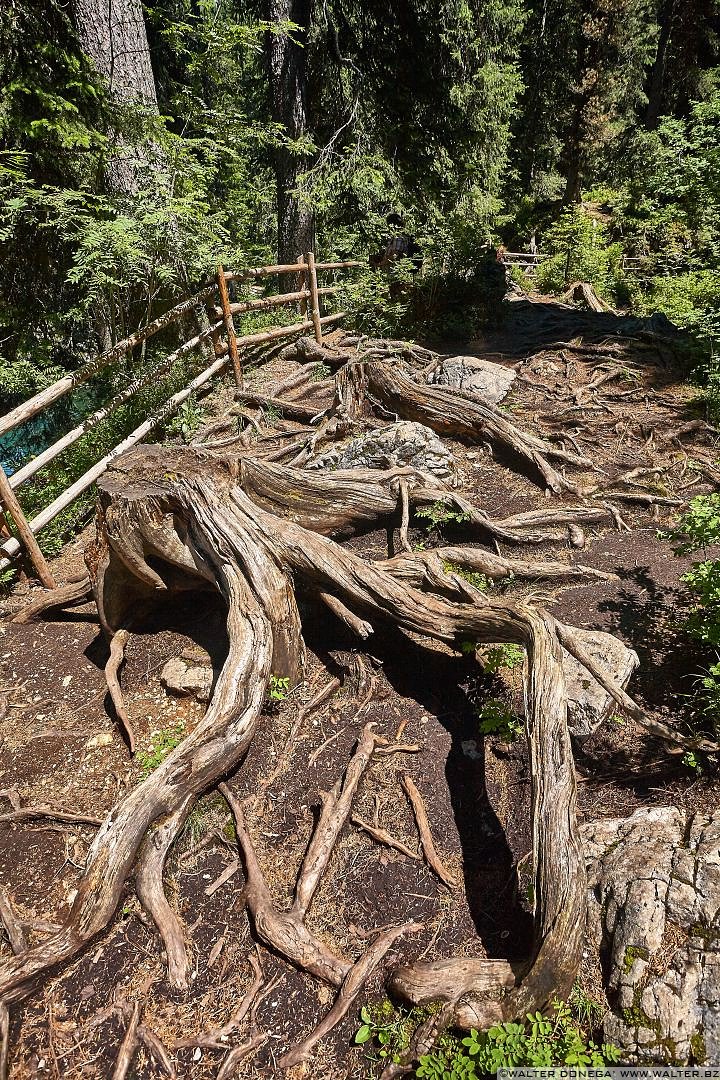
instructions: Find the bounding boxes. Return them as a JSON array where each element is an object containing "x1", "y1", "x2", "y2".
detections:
[
  {"x1": 0, "y1": 893, "x2": 26, "y2": 956},
  {"x1": 112, "y1": 999, "x2": 141, "y2": 1080}
]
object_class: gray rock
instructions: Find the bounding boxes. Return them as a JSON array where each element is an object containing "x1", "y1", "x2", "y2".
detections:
[
  {"x1": 427, "y1": 356, "x2": 516, "y2": 404},
  {"x1": 160, "y1": 647, "x2": 215, "y2": 702},
  {"x1": 307, "y1": 421, "x2": 456, "y2": 483},
  {"x1": 581, "y1": 807, "x2": 720, "y2": 1064},
  {"x1": 564, "y1": 628, "x2": 639, "y2": 740}
]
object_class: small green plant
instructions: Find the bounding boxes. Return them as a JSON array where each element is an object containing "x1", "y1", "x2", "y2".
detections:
[
  {"x1": 262, "y1": 402, "x2": 282, "y2": 426},
  {"x1": 416, "y1": 501, "x2": 471, "y2": 530},
  {"x1": 480, "y1": 643, "x2": 525, "y2": 674},
  {"x1": 568, "y1": 982, "x2": 604, "y2": 1029},
  {"x1": 459, "y1": 639, "x2": 479, "y2": 654},
  {"x1": 354, "y1": 1000, "x2": 422, "y2": 1065},
  {"x1": 166, "y1": 397, "x2": 204, "y2": 442},
  {"x1": 312, "y1": 362, "x2": 332, "y2": 380},
  {"x1": 268, "y1": 674, "x2": 290, "y2": 702},
  {"x1": 415, "y1": 1000, "x2": 621, "y2": 1076},
  {"x1": 136, "y1": 725, "x2": 186, "y2": 775},
  {"x1": 0, "y1": 567, "x2": 16, "y2": 594},
  {"x1": 477, "y1": 698, "x2": 523, "y2": 740},
  {"x1": 683, "y1": 750, "x2": 701, "y2": 772},
  {"x1": 442, "y1": 560, "x2": 491, "y2": 592}
]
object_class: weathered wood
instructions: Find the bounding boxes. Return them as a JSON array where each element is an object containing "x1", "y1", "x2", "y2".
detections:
[
  {"x1": 135, "y1": 797, "x2": 194, "y2": 989},
  {"x1": 363, "y1": 361, "x2": 590, "y2": 494},
  {"x1": 8, "y1": 320, "x2": 223, "y2": 492},
  {"x1": 298, "y1": 254, "x2": 308, "y2": 317},
  {"x1": 305, "y1": 250, "x2": 324, "y2": 345},
  {"x1": 0, "y1": 315, "x2": 345, "y2": 573},
  {"x1": 0, "y1": 288, "x2": 216, "y2": 438},
  {"x1": 0, "y1": 467, "x2": 55, "y2": 588},
  {"x1": 224, "y1": 262, "x2": 311, "y2": 281},
  {"x1": 217, "y1": 264, "x2": 243, "y2": 388},
  {"x1": 313, "y1": 260, "x2": 363, "y2": 270},
  {"x1": 213, "y1": 285, "x2": 339, "y2": 318}
]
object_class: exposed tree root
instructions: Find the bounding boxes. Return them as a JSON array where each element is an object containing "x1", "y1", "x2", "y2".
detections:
[
  {"x1": 105, "y1": 629, "x2": 134, "y2": 753},
  {"x1": 11, "y1": 575, "x2": 93, "y2": 624},
  {"x1": 278, "y1": 922, "x2": 422, "y2": 1069},
  {"x1": 401, "y1": 775, "x2": 457, "y2": 888},
  {"x1": 112, "y1": 999, "x2": 141, "y2": 1080},
  {"x1": 1, "y1": 331, "x2": 708, "y2": 1071},
  {"x1": 135, "y1": 795, "x2": 194, "y2": 989}
]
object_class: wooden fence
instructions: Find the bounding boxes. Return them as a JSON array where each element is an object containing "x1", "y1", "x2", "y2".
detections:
[
  {"x1": 0, "y1": 253, "x2": 360, "y2": 586},
  {"x1": 500, "y1": 251, "x2": 646, "y2": 275}
]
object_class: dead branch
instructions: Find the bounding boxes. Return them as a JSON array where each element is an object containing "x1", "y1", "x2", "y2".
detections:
[
  {"x1": 0, "y1": 893, "x2": 26, "y2": 956},
  {"x1": 318, "y1": 591, "x2": 374, "y2": 639},
  {"x1": 349, "y1": 799, "x2": 418, "y2": 864},
  {"x1": 0, "y1": 805, "x2": 102, "y2": 827},
  {"x1": 293, "y1": 723, "x2": 378, "y2": 918},
  {"x1": 112, "y1": 999, "x2": 141, "y2": 1080},
  {"x1": 0, "y1": 1004, "x2": 8, "y2": 1080},
  {"x1": 176, "y1": 950, "x2": 265, "y2": 1051}
]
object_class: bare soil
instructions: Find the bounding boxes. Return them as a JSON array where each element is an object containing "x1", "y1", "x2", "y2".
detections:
[{"x1": 0, "y1": 295, "x2": 718, "y2": 1078}]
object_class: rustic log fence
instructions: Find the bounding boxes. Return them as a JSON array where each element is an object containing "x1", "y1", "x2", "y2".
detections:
[
  {"x1": 500, "y1": 251, "x2": 645, "y2": 275},
  {"x1": 0, "y1": 253, "x2": 360, "y2": 585}
]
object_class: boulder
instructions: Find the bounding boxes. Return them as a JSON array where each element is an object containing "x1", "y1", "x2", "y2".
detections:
[
  {"x1": 564, "y1": 627, "x2": 639, "y2": 740},
  {"x1": 160, "y1": 646, "x2": 215, "y2": 702},
  {"x1": 307, "y1": 421, "x2": 456, "y2": 483},
  {"x1": 582, "y1": 807, "x2": 720, "y2": 1064},
  {"x1": 426, "y1": 356, "x2": 516, "y2": 404}
]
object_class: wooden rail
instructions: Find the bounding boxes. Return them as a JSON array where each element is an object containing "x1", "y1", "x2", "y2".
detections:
[
  {"x1": 500, "y1": 251, "x2": 646, "y2": 275},
  {"x1": 0, "y1": 253, "x2": 358, "y2": 581}
]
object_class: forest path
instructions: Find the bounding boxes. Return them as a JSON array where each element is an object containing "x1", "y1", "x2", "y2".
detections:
[{"x1": 0, "y1": 292, "x2": 717, "y2": 1077}]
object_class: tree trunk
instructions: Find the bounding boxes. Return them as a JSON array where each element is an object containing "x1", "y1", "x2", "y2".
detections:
[
  {"x1": 266, "y1": 0, "x2": 315, "y2": 267},
  {"x1": 644, "y1": 0, "x2": 675, "y2": 130},
  {"x1": 71, "y1": 0, "x2": 159, "y2": 196}
]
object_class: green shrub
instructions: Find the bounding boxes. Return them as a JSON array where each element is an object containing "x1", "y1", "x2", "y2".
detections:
[
  {"x1": 535, "y1": 206, "x2": 625, "y2": 304},
  {"x1": 417, "y1": 1001, "x2": 621, "y2": 1076},
  {"x1": 635, "y1": 271, "x2": 720, "y2": 346},
  {"x1": 354, "y1": 997, "x2": 620, "y2": 1077}
]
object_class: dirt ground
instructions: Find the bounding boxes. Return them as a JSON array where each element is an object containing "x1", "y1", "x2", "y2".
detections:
[{"x1": 0, "y1": 294, "x2": 719, "y2": 1078}]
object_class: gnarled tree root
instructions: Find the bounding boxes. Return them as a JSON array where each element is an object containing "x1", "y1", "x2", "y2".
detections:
[
  {"x1": 11, "y1": 574, "x2": 93, "y2": 624},
  {"x1": 135, "y1": 795, "x2": 195, "y2": 989},
  {"x1": 0, "y1": 426, "x2": 698, "y2": 1065}
]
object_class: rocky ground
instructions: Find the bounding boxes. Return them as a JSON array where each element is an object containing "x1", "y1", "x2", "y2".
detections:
[{"x1": 0, "y1": 293, "x2": 718, "y2": 1076}]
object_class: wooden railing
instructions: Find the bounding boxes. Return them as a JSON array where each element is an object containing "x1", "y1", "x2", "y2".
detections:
[
  {"x1": 500, "y1": 251, "x2": 647, "y2": 276},
  {"x1": 0, "y1": 252, "x2": 361, "y2": 586}
]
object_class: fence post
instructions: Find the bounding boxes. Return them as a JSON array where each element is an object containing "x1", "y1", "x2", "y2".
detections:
[
  {"x1": 216, "y1": 265, "x2": 243, "y2": 388},
  {"x1": 305, "y1": 251, "x2": 323, "y2": 345},
  {"x1": 0, "y1": 468, "x2": 56, "y2": 588},
  {"x1": 297, "y1": 255, "x2": 308, "y2": 317}
]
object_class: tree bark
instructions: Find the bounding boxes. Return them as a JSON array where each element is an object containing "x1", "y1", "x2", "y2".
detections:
[
  {"x1": 266, "y1": 0, "x2": 315, "y2": 268},
  {"x1": 71, "y1": 0, "x2": 160, "y2": 196}
]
